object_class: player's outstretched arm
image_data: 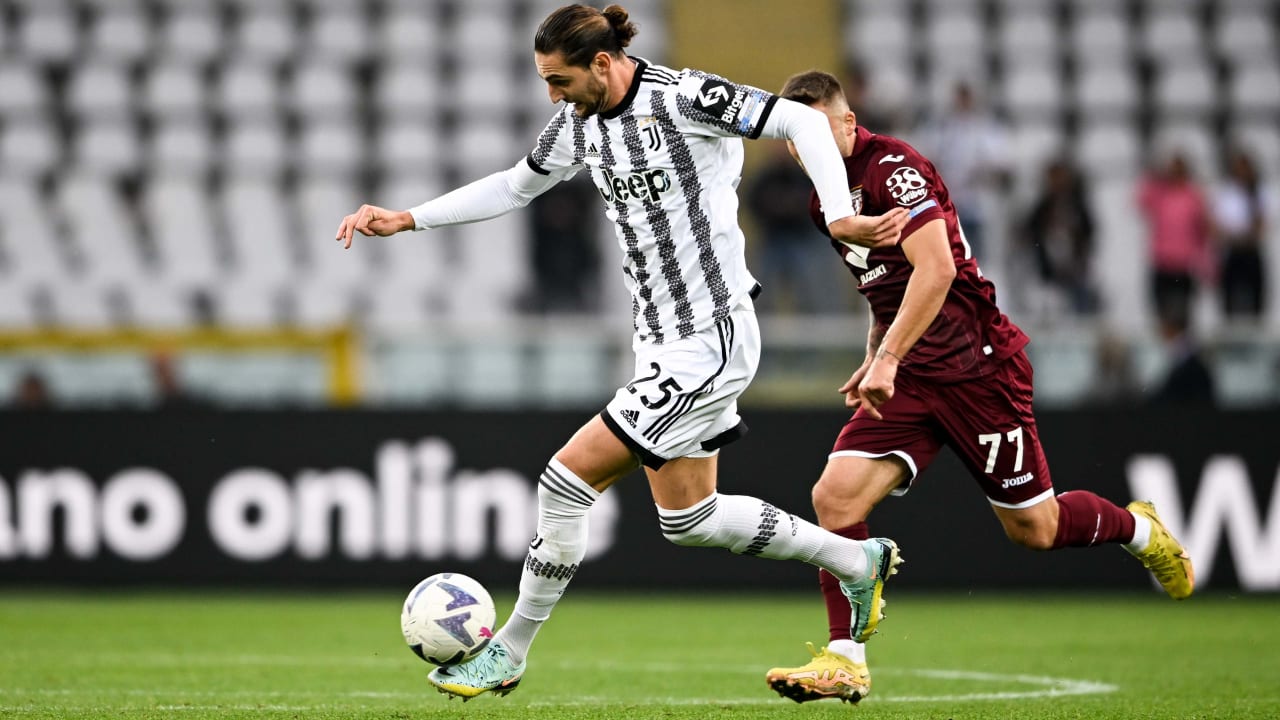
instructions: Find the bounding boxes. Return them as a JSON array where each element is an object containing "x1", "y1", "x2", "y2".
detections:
[{"x1": 335, "y1": 205, "x2": 415, "y2": 249}]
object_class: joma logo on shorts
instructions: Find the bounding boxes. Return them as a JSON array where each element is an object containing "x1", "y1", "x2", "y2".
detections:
[{"x1": 1001, "y1": 472, "x2": 1035, "y2": 489}]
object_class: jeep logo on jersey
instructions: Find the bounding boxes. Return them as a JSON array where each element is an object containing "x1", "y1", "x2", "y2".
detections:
[
  {"x1": 597, "y1": 168, "x2": 673, "y2": 204},
  {"x1": 886, "y1": 166, "x2": 928, "y2": 206}
]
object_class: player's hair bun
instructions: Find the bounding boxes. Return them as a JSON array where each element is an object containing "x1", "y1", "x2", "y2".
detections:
[{"x1": 602, "y1": 5, "x2": 638, "y2": 47}]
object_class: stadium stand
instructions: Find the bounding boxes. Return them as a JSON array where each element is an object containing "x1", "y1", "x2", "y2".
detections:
[{"x1": 0, "y1": 0, "x2": 1275, "y2": 407}]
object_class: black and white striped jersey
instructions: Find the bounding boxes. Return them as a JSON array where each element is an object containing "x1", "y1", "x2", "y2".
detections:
[{"x1": 526, "y1": 58, "x2": 780, "y2": 345}]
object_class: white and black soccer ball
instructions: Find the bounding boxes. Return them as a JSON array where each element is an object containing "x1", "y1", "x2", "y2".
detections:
[{"x1": 400, "y1": 573, "x2": 497, "y2": 666}]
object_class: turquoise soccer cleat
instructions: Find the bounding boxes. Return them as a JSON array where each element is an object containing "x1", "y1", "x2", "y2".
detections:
[
  {"x1": 427, "y1": 640, "x2": 526, "y2": 701},
  {"x1": 840, "y1": 538, "x2": 904, "y2": 643}
]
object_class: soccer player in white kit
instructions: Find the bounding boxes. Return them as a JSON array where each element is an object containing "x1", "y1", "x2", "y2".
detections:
[{"x1": 335, "y1": 4, "x2": 906, "y2": 700}]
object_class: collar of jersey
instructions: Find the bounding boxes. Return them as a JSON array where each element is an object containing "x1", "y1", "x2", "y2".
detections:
[{"x1": 599, "y1": 56, "x2": 647, "y2": 120}]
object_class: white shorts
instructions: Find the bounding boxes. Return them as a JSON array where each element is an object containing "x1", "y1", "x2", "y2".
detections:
[{"x1": 601, "y1": 299, "x2": 761, "y2": 469}]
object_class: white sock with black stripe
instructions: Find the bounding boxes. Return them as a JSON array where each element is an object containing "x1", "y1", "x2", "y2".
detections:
[
  {"x1": 656, "y1": 493, "x2": 868, "y2": 581},
  {"x1": 494, "y1": 458, "x2": 599, "y2": 663}
]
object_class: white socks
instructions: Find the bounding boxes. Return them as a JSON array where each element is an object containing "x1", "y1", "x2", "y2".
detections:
[
  {"x1": 656, "y1": 493, "x2": 868, "y2": 582},
  {"x1": 827, "y1": 638, "x2": 866, "y2": 664},
  {"x1": 1125, "y1": 512, "x2": 1153, "y2": 553},
  {"x1": 494, "y1": 458, "x2": 599, "y2": 663}
]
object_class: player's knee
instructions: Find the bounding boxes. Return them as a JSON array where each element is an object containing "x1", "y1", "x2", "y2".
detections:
[{"x1": 1003, "y1": 519, "x2": 1056, "y2": 551}]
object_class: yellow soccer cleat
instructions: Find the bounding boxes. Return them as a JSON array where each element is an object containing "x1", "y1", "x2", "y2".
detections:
[
  {"x1": 1126, "y1": 500, "x2": 1195, "y2": 600},
  {"x1": 766, "y1": 642, "x2": 871, "y2": 704}
]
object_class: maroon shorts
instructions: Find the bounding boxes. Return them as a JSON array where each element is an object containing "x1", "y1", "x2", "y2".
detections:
[{"x1": 830, "y1": 349, "x2": 1054, "y2": 508}]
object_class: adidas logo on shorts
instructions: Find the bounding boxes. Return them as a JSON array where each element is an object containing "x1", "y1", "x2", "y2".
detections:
[{"x1": 620, "y1": 409, "x2": 640, "y2": 428}]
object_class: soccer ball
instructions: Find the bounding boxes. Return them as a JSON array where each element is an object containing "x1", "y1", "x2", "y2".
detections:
[{"x1": 400, "y1": 573, "x2": 497, "y2": 666}]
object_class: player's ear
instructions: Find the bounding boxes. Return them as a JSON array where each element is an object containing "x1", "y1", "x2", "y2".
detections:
[
  {"x1": 592, "y1": 51, "x2": 611, "y2": 76},
  {"x1": 846, "y1": 110, "x2": 858, "y2": 130}
]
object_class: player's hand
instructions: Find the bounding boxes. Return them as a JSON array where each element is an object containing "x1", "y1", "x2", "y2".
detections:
[
  {"x1": 838, "y1": 363, "x2": 872, "y2": 410},
  {"x1": 335, "y1": 205, "x2": 414, "y2": 249},
  {"x1": 856, "y1": 353, "x2": 899, "y2": 420},
  {"x1": 828, "y1": 208, "x2": 909, "y2": 248}
]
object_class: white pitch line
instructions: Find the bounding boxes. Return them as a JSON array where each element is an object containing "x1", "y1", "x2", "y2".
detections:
[{"x1": 0, "y1": 664, "x2": 1118, "y2": 706}]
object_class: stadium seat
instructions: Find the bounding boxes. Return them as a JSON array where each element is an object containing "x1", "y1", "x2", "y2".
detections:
[
  {"x1": 122, "y1": 281, "x2": 201, "y2": 330},
  {"x1": 0, "y1": 176, "x2": 70, "y2": 284},
  {"x1": 288, "y1": 62, "x2": 358, "y2": 119},
  {"x1": 1073, "y1": 60, "x2": 1142, "y2": 120},
  {"x1": 301, "y1": 7, "x2": 371, "y2": 64},
  {"x1": 55, "y1": 173, "x2": 149, "y2": 286},
  {"x1": 1151, "y1": 61, "x2": 1220, "y2": 120},
  {"x1": 296, "y1": 120, "x2": 364, "y2": 177},
  {"x1": 64, "y1": 63, "x2": 135, "y2": 121},
  {"x1": 142, "y1": 64, "x2": 206, "y2": 120},
  {"x1": 1213, "y1": 9, "x2": 1276, "y2": 65},
  {"x1": 375, "y1": 119, "x2": 444, "y2": 176},
  {"x1": 1069, "y1": 10, "x2": 1132, "y2": 63},
  {"x1": 845, "y1": 8, "x2": 912, "y2": 69},
  {"x1": 229, "y1": 10, "x2": 295, "y2": 65},
  {"x1": 923, "y1": 11, "x2": 986, "y2": 71},
  {"x1": 451, "y1": 63, "x2": 522, "y2": 116},
  {"x1": 0, "y1": 120, "x2": 61, "y2": 176},
  {"x1": 70, "y1": 120, "x2": 143, "y2": 176},
  {"x1": 85, "y1": 5, "x2": 152, "y2": 64},
  {"x1": 1089, "y1": 177, "x2": 1151, "y2": 332},
  {"x1": 451, "y1": 120, "x2": 524, "y2": 178},
  {"x1": 155, "y1": 8, "x2": 222, "y2": 64},
  {"x1": 148, "y1": 119, "x2": 215, "y2": 175},
  {"x1": 222, "y1": 119, "x2": 288, "y2": 178},
  {"x1": 216, "y1": 61, "x2": 281, "y2": 120},
  {"x1": 374, "y1": 6, "x2": 442, "y2": 63},
  {"x1": 1076, "y1": 121, "x2": 1142, "y2": 181},
  {"x1": 373, "y1": 61, "x2": 444, "y2": 121},
  {"x1": 219, "y1": 177, "x2": 298, "y2": 288},
  {"x1": 1227, "y1": 63, "x2": 1280, "y2": 118},
  {"x1": 454, "y1": 8, "x2": 521, "y2": 69},
  {"x1": 453, "y1": 212, "x2": 529, "y2": 321},
  {"x1": 1139, "y1": 9, "x2": 1204, "y2": 63},
  {"x1": 0, "y1": 61, "x2": 51, "y2": 120},
  {"x1": 15, "y1": 6, "x2": 77, "y2": 65},
  {"x1": 1001, "y1": 63, "x2": 1065, "y2": 122},
  {"x1": 142, "y1": 174, "x2": 224, "y2": 288},
  {"x1": 996, "y1": 10, "x2": 1060, "y2": 64}
]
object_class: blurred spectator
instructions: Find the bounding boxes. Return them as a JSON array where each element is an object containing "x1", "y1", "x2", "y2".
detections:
[
  {"x1": 1212, "y1": 148, "x2": 1267, "y2": 320},
  {"x1": 1092, "y1": 333, "x2": 1139, "y2": 406},
  {"x1": 10, "y1": 369, "x2": 52, "y2": 410},
  {"x1": 1022, "y1": 158, "x2": 1098, "y2": 314},
  {"x1": 913, "y1": 82, "x2": 1011, "y2": 259},
  {"x1": 745, "y1": 141, "x2": 840, "y2": 315},
  {"x1": 1137, "y1": 152, "x2": 1211, "y2": 329},
  {"x1": 150, "y1": 353, "x2": 209, "y2": 410},
  {"x1": 1148, "y1": 307, "x2": 1216, "y2": 407},
  {"x1": 524, "y1": 175, "x2": 602, "y2": 313}
]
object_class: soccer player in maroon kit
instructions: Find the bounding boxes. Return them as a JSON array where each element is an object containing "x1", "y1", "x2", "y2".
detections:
[{"x1": 763, "y1": 71, "x2": 1195, "y2": 705}]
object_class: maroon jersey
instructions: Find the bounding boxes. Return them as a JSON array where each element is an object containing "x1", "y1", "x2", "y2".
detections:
[{"x1": 808, "y1": 126, "x2": 1028, "y2": 383}]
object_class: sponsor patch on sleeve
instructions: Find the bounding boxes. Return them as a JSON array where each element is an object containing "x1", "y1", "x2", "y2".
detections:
[
  {"x1": 692, "y1": 79, "x2": 735, "y2": 118},
  {"x1": 907, "y1": 198, "x2": 937, "y2": 218}
]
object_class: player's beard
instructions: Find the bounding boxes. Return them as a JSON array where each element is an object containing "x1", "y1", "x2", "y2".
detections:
[{"x1": 571, "y1": 75, "x2": 610, "y2": 119}]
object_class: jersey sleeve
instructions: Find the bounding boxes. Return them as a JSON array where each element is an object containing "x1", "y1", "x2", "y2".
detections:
[
  {"x1": 867, "y1": 146, "x2": 947, "y2": 238},
  {"x1": 526, "y1": 107, "x2": 585, "y2": 181},
  {"x1": 670, "y1": 69, "x2": 779, "y2": 139}
]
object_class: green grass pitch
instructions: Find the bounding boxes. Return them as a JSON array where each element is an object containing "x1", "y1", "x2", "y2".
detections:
[{"x1": 1, "y1": 590, "x2": 1277, "y2": 719}]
